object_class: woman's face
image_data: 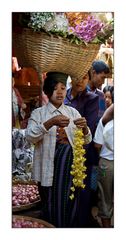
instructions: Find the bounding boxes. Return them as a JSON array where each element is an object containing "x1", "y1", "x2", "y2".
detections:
[
  {"x1": 71, "y1": 74, "x2": 89, "y2": 94},
  {"x1": 104, "y1": 91, "x2": 113, "y2": 108},
  {"x1": 50, "y1": 82, "x2": 66, "y2": 108}
]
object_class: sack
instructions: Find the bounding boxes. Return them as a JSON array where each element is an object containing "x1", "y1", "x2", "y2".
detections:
[{"x1": 90, "y1": 166, "x2": 99, "y2": 191}]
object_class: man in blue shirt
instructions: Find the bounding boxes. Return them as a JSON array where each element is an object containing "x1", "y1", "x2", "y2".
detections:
[
  {"x1": 64, "y1": 73, "x2": 99, "y2": 227},
  {"x1": 87, "y1": 60, "x2": 110, "y2": 122}
]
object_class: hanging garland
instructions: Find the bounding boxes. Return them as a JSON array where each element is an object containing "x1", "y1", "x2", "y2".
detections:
[{"x1": 69, "y1": 128, "x2": 87, "y2": 200}]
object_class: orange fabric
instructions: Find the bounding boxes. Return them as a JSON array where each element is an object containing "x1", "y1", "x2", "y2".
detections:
[{"x1": 14, "y1": 67, "x2": 40, "y2": 86}]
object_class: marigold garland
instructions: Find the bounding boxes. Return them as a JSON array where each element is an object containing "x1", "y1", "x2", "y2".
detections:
[{"x1": 69, "y1": 128, "x2": 87, "y2": 200}]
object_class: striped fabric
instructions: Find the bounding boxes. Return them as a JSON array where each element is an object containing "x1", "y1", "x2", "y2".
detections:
[{"x1": 39, "y1": 142, "x2": 79, "y2": 228}]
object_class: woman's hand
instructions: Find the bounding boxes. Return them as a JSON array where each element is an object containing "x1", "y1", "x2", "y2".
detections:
[
  {"x1": 52, "y1": 115, "x2": 70, "y2": 127},
  {"x1": 73, "y1": 117, "x2": 88, "y2": 134},
  {"x1": 43, "y1": 115, "x2": 70, "y2": 130}
]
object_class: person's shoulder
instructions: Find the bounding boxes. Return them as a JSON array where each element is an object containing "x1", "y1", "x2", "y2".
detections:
[
  {"x1": 64, "y1": 104, "x2": 79, "y2": 114},
  {"x1": 64, "y1": 104, "x2": 76, "y2": 111},
  {"x1": 104, "y1": 119, "x2": 113, "y2": 128},
  {"x1": 103, "y1": 119, "x2": 113, "y2": 136},
  {"x1": 95, "y1": 118, "x2": 104, "y2": 134},
  {"x1": 96, "y1": 88, "x2": 104, "y2": 97},
  {"x1": 31, "y1": 106, "x2": 45, "y2": 115},
  {"x1": 85, "y1": 90, "x2": 99, "y2": 101}
]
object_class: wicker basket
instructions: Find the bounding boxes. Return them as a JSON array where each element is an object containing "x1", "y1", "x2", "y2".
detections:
[
  {"x1": 12, "y1": 215, "x2": 55, "y2": 228},
  {"x1": 12, "y1": 200, "x2": 41, "y2": 212},
  {"x1": 12, "y1": 28, "x2": 100, "y2": 80},
  {"x1": 12, "y1": 180, "x2": 41, "y2": 212}
]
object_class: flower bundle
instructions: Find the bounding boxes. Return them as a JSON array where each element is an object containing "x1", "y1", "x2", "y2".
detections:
[
  {"x1": 70, "y1": 128, "x2": 87, "y2": 200},
  {"x1": 28, "y1": 12, "x2": 55, "y2": 31},
  {"x1": 16, "y1": 12, "x2": 114, "y2": 45},
  {"x1": 68, "y1": 15, "x2": 103, "y2": 44},
  {"x1": 28, "y1": 12, "x2": 69, "y2": 34},
  {"x1": 65, "y1": 12, "x2": 90, "y2": 27},
  {"x1": 66, "y1": 12, "x2": 114, "y2": 44},
  {"x1": 96, "y1": 19, "x2": 114, "y2": 44}
]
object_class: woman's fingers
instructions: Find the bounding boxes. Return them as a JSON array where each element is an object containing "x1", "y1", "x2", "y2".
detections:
[
  {"x1": 53, "y1": 115, "x2": 70, "y2": 127},
  {"x1": 74, "y1": 118, "x2": 87, "y2": 128}
]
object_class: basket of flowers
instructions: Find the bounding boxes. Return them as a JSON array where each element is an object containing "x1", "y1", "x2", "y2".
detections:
[{"x1": 12, "y1": 12, "x2": 114, "y2": 80}]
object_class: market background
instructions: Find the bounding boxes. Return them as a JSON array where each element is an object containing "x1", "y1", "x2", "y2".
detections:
[{"x1": 0, "y1": 1, "x2": 126, "y2": 240}]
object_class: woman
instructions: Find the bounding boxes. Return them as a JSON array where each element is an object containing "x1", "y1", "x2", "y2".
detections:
[
  {"x1": 103, "y1": 85, "x2": 114, "y2": 108},
  {"x1": 26, "y1": 72, "x2": 92, "y2": 227}
]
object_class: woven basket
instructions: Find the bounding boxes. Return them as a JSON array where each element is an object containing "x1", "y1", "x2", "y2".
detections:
[
  {"x1": 12, "y1": 28, "x2": 100, "y2": 80},
  {"x1": 12, "y1": 215, "x2": 55, "y2": 228},
  {"x1": 12, "y1": 180, "x2": 41, "y2": 212},
  {"x1": 12, "y1": 199, "x2": 41, "y2": 212}
]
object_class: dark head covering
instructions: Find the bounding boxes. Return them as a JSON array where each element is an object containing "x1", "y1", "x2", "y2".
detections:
[
  {"x1": 46, "y1": 72, "x2": 68, "y2": 85},
  {"x1": 43, "y1": 72, "x2": 68, "y2": 97}
]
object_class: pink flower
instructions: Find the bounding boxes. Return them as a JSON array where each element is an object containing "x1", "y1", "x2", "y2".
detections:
[{"x1": 68, "y1": 27, "x2": 75, "y2": 34}]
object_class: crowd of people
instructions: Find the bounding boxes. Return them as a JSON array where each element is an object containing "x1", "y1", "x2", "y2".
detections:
[{"x1": 12, "y1": 58, "x2": 114, "y2": 228}]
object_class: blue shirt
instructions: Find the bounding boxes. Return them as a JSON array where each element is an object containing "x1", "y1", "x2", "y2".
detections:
[
  {"x1": 86, "y1": 85, "x2": 106, "y2": 122},
  {"x1": 64, "y1": 88, "x2": 99, "y2": 165},
  {"x1": 64, "y1": 88, "x2": 99, "y2": 135}
]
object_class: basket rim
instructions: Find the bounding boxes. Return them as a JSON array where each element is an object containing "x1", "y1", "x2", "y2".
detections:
[
  {"x1": 12, "y1": 215, "x2": 55, "y2": 228},
  {"x1": 13, "y1": 27, "x2": 100, "y2": 49},
  {"x1": 12, "y1": 179, "x2": 38, "y2": 185},
  {"x1": 12, "y1": 199, "x2": 41, "y2": 212}
]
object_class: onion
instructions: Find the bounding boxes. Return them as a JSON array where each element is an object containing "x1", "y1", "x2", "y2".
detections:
[
  {"x1": 12, "y1": 217, "x2": 46, "y2": 228},
  {"x1": 12, "y1": 183, "x2": 40, "y2": 207}
]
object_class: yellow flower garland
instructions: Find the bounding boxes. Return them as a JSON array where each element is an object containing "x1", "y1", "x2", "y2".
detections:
[{"x1": 70, "y1": 128, "x2": 87, "y2": 200}]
